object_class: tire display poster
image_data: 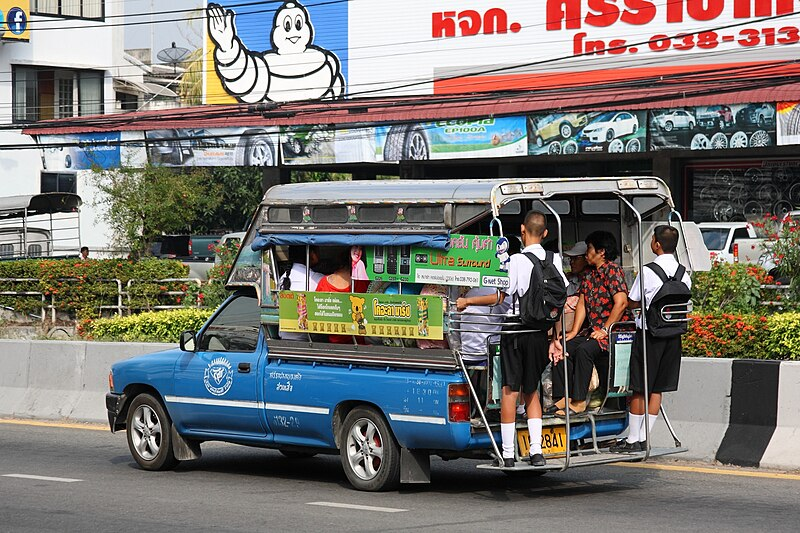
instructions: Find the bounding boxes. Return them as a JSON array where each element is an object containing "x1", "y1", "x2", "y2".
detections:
[
  {"x1": 278, "y1": 290, "x2": 443, "y2": 340},
  {"x1": 650, "y1": 104, "x2": 776, "y2": 151},
  {"x1": 40, "y1": 133, "x2": 122, "y2": 171},
  {"x1": 376, "y1": 117, "x2": 527, "y2": 161},
  {"x1": 777, "y1": 102, "x2": 800, "y2": 146},
  {"x1": 145, "y1": 127, "x2": 279, "y2": 167},
  {"x1": 527, "y1": 111, "x2": 646, "y2": 155},
  {"x1": 281, "y1": 126, "x2": 377, "y2": 165},
  {"x1": 364, "y1": 234, "x2": 509, "y2": 289}
]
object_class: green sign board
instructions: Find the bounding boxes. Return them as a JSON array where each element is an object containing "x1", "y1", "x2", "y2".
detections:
[
  {"x1": 364, "y1": 234, "x2": 509, "y2": 289},
  {"x1": 278, "y1": 291, "x2": 443, "y2": 340}
]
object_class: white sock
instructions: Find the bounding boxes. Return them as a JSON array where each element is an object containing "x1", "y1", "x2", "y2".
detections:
[
  {"x1": 501, "y1": 422, "x2": 516, "y2": 459},
  {"x1": 645, "y1": 413, "x2": 658, "y2": 438},
  {"x1": 528, "y1": 418, "x2": 543, "y2": 455},
  {"x1": 627, "y1": 413, "x2": 643, "y2": 443}
]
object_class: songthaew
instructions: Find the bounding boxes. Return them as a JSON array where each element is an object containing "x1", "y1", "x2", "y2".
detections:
[{"x1": 106, "y1": 178, "x2": 704, "y2": 491}]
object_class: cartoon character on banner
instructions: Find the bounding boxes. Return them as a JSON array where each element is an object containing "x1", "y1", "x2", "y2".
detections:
[
  {"x1": 495, "y1": 236, "x2": 510, "y2": 272},
  {"x1": 417, "y1": 297, "x2": 429, "y2": 337},
  {"x1": 351, "y1": 246, "x2": 368, "y2": 281},
  {"x1": 207, "y1": 1, "x2": 344, "y2": 103},
  {"x1": 349, "y1": 295, "x2": 367, "y2": 335},
  {"x1": 296, "y1": 293, "x2": 308, "y2": 330}
]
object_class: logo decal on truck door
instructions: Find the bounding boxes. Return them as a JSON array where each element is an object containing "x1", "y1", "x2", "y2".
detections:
[{"x1": 204, "y1": 357, "x2": 234, "y2": 396}]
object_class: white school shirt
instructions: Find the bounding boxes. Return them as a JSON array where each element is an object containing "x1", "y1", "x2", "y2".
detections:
[
  {"x1": 502, "y1": 243, "x2": 569, "y2": 312},
  {"x1": 278, "y1": 264, "x2": 324, "y2": 341},
  {"x1": 628, "y1": 253, "x2": 692, "y2": 329},
  {"x1": 460, "y1": 287, "x2": 511, "y2": 361}
]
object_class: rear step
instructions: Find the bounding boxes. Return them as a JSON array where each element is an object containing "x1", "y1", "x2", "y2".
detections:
[{"x1": 476, "y1": 446, "x2": 688, "y2": 471}]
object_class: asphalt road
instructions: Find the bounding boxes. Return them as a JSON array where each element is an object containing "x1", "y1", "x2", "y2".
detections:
[{"x1": 1, "y1": 421, "x2": 798, "y2": 532}]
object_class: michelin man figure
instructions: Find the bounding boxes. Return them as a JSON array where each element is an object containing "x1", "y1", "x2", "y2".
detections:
[
  {"x1": 207, "y1": 1, "x2": 344, "y2": 103},
  {"x1": 495, "y1": 236, "x2": 510, "y2": 272}
]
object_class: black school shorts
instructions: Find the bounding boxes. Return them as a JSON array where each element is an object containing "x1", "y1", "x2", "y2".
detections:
[
  {"x1": 630, "y1": 329, "x2": 682, "y2": 394},
  {"x1": 500, "y1": 330, "x2": 549, "y2": 395}
]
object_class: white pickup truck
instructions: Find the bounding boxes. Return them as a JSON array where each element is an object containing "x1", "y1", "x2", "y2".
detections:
[{"x1": 698, "y1": 222, "x2": 773, "y2": 268}]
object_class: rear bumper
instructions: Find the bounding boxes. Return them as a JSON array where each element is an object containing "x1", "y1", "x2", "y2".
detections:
[{"x1": 105, "y1": 392, "x2": 127, "y2": 433}]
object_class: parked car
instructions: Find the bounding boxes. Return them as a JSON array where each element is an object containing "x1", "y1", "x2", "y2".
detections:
[
  {"x1": 696, "y1": 105, "x2": 734, "y2": 130},
  {"x1": 581, "y1": 112, "x2": 639, "y2": 143},
  {"x1": 698, "y1": 222, "x2": 758, "y2": 263},
  {"x1": 735, "y1": 103, "x2": 775, "y2": 128},
  {"x1": 152, "y1": 234, "x2": 223, "y2": 280},
  {"x1": 530, "y1": 113, "x2": 589, "y2": 147},
  {"x1": 653, "y1": 110, "x2": 695, "y2": 132}
]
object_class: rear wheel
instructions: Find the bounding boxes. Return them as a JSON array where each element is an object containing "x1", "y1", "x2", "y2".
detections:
[
  {"x1": 126, "y1": 393, "x2": 179, "y2": 471},
  {"x1": 340, "y1": 407, "x2": 400, "y2": 491}
]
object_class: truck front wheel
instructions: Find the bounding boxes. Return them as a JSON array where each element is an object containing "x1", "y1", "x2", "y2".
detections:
[
  {"x1": 126, "y1": 393, "x2": 179, "y2": 471},
  {"x1": 340, "y1": 407, "x2": 400, "y2": 491}
]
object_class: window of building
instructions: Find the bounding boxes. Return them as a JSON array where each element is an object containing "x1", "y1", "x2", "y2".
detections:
[
  {"x1": 13, "y1": 67, "x2": 103, "y2": 122},
  {"x1": 32, "y1": 0, "x2": 104, "y2": 20},
  {"x1": 41, "y1": 172, "x2": 77, "y2": 194}
]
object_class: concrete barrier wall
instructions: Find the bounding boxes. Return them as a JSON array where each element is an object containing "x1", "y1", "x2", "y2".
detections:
[{"x1": 1, "y1": 340, "x2": 798, "y2": 470}]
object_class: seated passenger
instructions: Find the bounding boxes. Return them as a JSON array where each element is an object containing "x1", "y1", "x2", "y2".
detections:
[
  {"x1": 316, "y1": 248, "x2": 367, "y2": 344},
  {"x1": 278, "y1": 245, "x2": 323, "y2": 341},
  {"x1": 550, "y1": 231, "x2": 632, "y2": 416},
  {"x1": 563, "y1": 241, "x2": 591, "y2": 331}
]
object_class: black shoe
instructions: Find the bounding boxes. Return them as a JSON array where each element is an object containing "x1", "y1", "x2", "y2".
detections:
[
  {"x1": 528, "y1": 453, "x2": 546, "y2": 467},
  {"x1": 494, "y1": 457, "x2": 515, "y2": 468},
  {"x1": 609, "y1": 440, "x2": 642, "y2": 453}
]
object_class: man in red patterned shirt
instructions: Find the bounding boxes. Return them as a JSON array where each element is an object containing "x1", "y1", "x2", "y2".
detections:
[{"x1": 550, "y1": 231, "x2": 632, "y2": 416}]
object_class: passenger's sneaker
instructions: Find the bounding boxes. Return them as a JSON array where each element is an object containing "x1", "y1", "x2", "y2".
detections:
[
  {"x1": 495, "y1": 457, "x2": 516, "y2": 468},
  {"x1": 528, "y1": 453, "x2": 546, "y2": 467},
  {"x1": 609, "y1": 440, "x2": 642, "y2": 453}
]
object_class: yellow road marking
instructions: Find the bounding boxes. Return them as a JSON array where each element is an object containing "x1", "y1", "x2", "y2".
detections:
[
  {"x1": 614, "y1": 461, "x2": 800, "y2": 480},
  {"x1": 0, "y1": 419, "x2": 107, "y2": 432}
]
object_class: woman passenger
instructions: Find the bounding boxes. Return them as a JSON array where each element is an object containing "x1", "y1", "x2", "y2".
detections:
[
  {"x1": 316, "y1": 248, "x2": 368, "y2": 344},
  {"x1": 550, "y1": 231, "x2": 632, "y2": 416}
]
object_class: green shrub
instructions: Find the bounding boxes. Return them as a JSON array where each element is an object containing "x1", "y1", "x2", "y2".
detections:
[
  {"x1": 684, "y1": 313, "x2": 770, "y2": 359},
  {"x1": 762, "y1": 312, "x2": 800, "y2": 360},
  {"x1": 691, "y1": 262, "x2": 776, "y2": 313},
  {"x1": 80, "y1": 308, "x2": 213, "y2": 343}
]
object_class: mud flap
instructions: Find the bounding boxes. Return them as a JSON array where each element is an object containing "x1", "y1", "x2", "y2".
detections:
[
  {"x1": 171, "y1": 426, "x2": 202, "y2": 461},
  {"x1": 400, "y1": 448, "x2": 430, "y2": 484}
]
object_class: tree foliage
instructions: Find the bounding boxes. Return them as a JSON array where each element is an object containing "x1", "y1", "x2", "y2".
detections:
[{"x1": 92, "y1": 165, "x2": 221, "y2": 258}]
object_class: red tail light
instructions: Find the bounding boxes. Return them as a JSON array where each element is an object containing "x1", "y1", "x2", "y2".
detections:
[
  {"x1": 188, "y1": 238, "x2": 193, "y2": 256},
  {"x1": 733, "y1": 243, "x2": 739, "y2": 262},
  {"x1": 448, "y1": 383, "x2": 471, "y2": 422}
]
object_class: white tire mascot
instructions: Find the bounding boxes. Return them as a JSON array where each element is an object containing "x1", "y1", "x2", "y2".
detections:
[{"x1": 207, "y1": 1, "x2": 344, "y2": 103}]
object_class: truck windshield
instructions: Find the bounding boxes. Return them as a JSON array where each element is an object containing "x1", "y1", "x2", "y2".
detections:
[{"x1": 700, "y1": 228, "x2": 728, "y2": 250}]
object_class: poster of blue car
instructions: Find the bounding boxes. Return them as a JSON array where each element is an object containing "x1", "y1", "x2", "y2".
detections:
[{"x1": 528, "y1": 111, "x2": 646, "y2": 155}]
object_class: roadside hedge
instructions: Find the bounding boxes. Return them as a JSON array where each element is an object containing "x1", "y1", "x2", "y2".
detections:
[
  {"x1": 79, "y1": 308, "x2": 213, "y2": 343},
  {"x1": 0, "y1": 258, "x2": 189, "y2": 319}
]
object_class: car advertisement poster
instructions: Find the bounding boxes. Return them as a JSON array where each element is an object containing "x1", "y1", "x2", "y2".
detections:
[
  {"x1": 777, "y1": 102, "x2": 800, "y2": 146},
  {"x1": 376, "y1": 117, "x2": 527, "y2": 161},
  {"x1": 204, "y1": 1, "x2": 800, "y2": 101},
  {"x1": 39, "y1": 133, "x2": 123, "y2": 171},
  {"x1": 650, "y1": 104, "x2": 777, "y2": 150},
  {"x1": 145, "y1": 127, "x2": 278, "y2": 167},
  {"x1": 365, "y1": 235, "x2": 509, "y2": 288},
  {"x1": 281, "y1": 127, "x2": 377, "y2": 165},
  {"x1": 278, "y1": 290, "x2": 443, "y2": 340},
  {"x1": 528, "y1": 111, "x2": 646, "y2": 155}
]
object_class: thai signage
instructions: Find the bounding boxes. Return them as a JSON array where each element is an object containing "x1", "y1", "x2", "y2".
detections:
[
  {"x1": 528, "y1": 111, "x2": 646, "y2": 155},
  {"x1": 649, "y1": 104, "x2": 777, "y2": 150},
  {"x1": 0, "y1": 1, "x2": 30, "y2": 42},
  {"x1": 365, "y1": 235, "x2": 510, "y2": 289},
  {"x1": 40, "y1": 133, "x2": 122, "y2": 171},
  {"x1": 278, "y1": 290, "x2": 444, "y2": 340},
  {"x1": 204, "y1": 1, "x2": 800, "y2": 102}
]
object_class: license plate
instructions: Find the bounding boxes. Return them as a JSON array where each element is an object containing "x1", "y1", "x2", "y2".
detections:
[{"x1": 517, "y1": 425, "x2": 567, "y2": 457}]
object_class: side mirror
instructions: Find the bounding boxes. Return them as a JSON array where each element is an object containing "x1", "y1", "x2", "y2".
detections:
[{"x1": 180, "y1": 330, "x2": 197, "y2": 352}]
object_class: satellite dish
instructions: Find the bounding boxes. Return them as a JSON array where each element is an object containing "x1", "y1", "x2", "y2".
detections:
[{"x1": 157, "y1": 42, "x2": 191, "y2": 73}]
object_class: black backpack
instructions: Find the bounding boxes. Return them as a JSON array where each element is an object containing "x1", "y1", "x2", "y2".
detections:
[
  {"x1": 518, "y1": 251, "x2": 568, "y2": 331},
  {"x1": 644, "y1": 263, "x2": 692, "y2": 338}
]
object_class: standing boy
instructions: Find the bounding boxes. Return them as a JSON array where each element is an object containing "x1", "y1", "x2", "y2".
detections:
[
  {"x1": 611, "y1": 225, "x2": 691, "y2": 452},
  {"x1": 457, "y1": 210, "x2": 567, "y2": 467}
]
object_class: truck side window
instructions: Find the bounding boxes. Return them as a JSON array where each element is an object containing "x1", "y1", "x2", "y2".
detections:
[
  {"x1": 729, "y1": 228, "x2": 751, "y2": 253},
  {"x1": 199, "y1": 295, "x2": 260, "y2": 353}
]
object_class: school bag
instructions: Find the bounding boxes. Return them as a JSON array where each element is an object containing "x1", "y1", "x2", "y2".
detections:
[
  {"x1": 644, "y1": 263, "x2": 691, "y2": 338},
  {"x1": 518, "y1": 251, "x2": 567, "y2": 331}
]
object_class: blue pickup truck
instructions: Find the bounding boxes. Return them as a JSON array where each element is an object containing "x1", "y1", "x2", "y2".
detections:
[{"x1": 106, "y1": 178, "x2": 689, "y2": 491}]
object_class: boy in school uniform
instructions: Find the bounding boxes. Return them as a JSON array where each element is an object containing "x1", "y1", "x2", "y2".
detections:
[
  {"x1": 457, "y1": 210, "x2": 567, "y2": 467},
  {"x1": 611, "y1": 225, "x2": 692, "y2": 453}
]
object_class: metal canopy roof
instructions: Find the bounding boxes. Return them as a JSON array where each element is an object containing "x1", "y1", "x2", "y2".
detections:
[{"x1": 0, "y1": 193, "x2": 82, "y2": 218}]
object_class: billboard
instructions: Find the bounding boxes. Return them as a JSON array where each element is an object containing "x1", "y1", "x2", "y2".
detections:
[
  {"x1": 40, "y1": 133, "x2": 122, "y2": 171},
  {"x1": 204, "y1": 1, "x2": 800, "y2": 102},
  {"x1": 649, "y1": 104, "x2": 777, "y2": 150},
  {"x1": 145, "y1": 127, "x2": 279, "y2": 167},
  {"x1": 528, "y1": 111, "x2": 646, "y2": 155},
  {"x1": 0, "y1": 1, "x2": 30, "y2": 42},
  {"x1": 777, "y1": 102, "x2": 800, "y2": 145}
]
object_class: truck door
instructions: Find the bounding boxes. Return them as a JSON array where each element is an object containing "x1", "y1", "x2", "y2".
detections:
[{"x1": 171, "y1": 294, "x2": 269, "y2": 437}]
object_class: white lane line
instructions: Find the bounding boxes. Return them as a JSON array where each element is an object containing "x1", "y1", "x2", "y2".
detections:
[
  {"x1": 3, "y1": 474, "x2": 83, "y2": 483},
  {"x1": 307, "y1": 502, "x2": 407, "y2": 513}
]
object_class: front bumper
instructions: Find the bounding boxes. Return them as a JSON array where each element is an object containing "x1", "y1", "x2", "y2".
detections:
[{"x1": 105, "y1": 392, "x2": 127, "y2": 433}]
